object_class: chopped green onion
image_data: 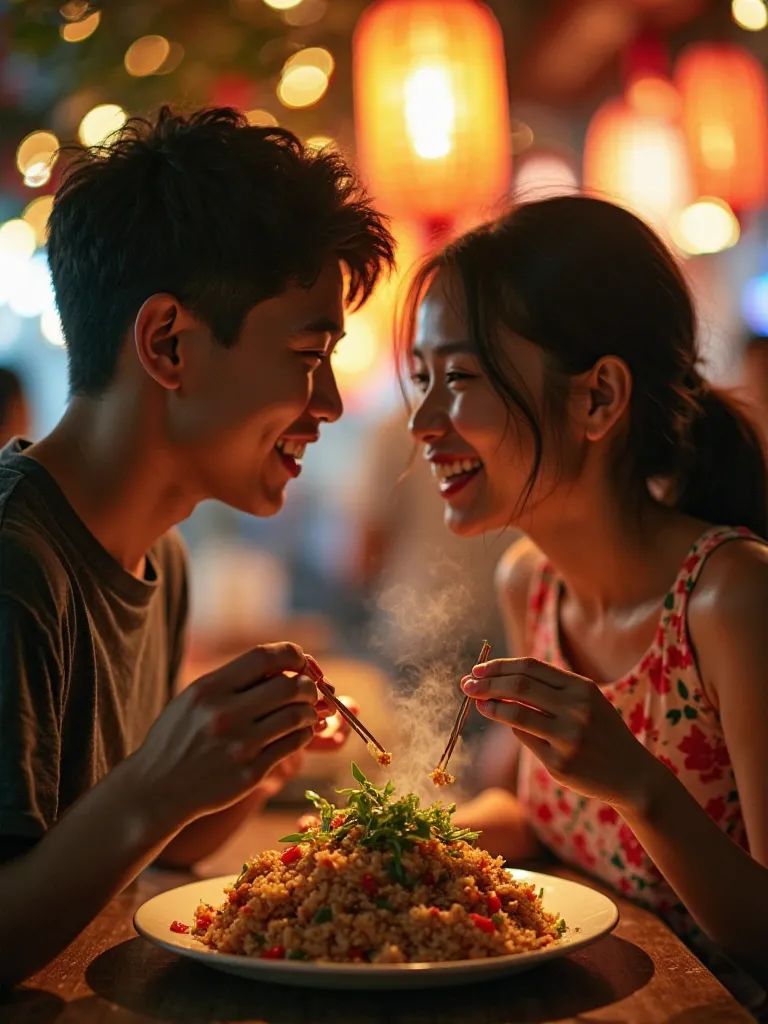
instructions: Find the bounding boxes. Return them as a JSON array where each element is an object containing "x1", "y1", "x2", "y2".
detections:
[{"x1": 312, "y1": 906, "x2": 333, "y2": 925}]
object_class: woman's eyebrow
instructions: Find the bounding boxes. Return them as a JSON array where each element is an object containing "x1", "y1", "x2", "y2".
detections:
[{"x1": 411, "y1": 341, "x2": 475, "y2": 359}]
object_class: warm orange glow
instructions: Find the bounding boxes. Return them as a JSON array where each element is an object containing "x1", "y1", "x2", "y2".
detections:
[
  {"x1": 584, "y1": 97, "x2": 692, "y2": 235},
  {"x1": 626, "y1": 75, "x2": 681, "y2": 121},
  {"x1": 353, "y1": 0, "x2": 511, "y2": 226},
  {"x1": 675, "y1": 43, "x2": 768, "y2": 212}
]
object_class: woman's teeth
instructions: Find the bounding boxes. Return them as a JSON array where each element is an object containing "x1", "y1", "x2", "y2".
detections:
[
  {"x1": 276, "y1": 439, "x2": 307, "y2": 461},
  {"x1": 432, "y1": 458, "x2": 483, "y2": 481}
]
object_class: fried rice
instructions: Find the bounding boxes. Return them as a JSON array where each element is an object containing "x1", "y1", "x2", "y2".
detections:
[{"x1": 192, "y1": 768, "x2": 562, "y2": 964}]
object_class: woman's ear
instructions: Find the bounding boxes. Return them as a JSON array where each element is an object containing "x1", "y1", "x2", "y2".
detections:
[
  {"x1": 575, "y1": 355, "x2": 633, "y2": 442},
  {"x1": 134, "y1": 293, "x2": 200, "y2": 390}
]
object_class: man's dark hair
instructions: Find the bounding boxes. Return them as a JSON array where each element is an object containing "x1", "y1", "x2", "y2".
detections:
[{"x1": 47, "y1": 106, "x2": 396, "y2": 397}]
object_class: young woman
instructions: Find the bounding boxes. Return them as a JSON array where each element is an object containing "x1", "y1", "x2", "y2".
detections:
[{"x1": 404, "y1": 196, "x2": 768, "y2": 1000}]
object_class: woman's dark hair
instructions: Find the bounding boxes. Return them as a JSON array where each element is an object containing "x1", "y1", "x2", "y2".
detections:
[
  {"x1": 48, "y1": 105, "x2": 395, "y2": 398},
  {"x1": 399, "y1": 195, "x2": 767, "y2": 538}
]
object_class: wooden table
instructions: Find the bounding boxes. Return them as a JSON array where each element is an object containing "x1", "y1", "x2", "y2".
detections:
[{"x1": 2, "y1": 811, "x2": 756, "y2": 1024}]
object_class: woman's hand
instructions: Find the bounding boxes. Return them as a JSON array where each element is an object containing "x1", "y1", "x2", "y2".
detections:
[{"x1": 461, "y1": 657, "x2": 661, "y2": 813}]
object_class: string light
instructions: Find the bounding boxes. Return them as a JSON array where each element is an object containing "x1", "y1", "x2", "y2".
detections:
[
  {"x1": 78, "y1": 104, "x2": 128, "y2": 147},
  {"x1": 673, "y1": 198, "x2": 740, "y2": 255},
  {"x1": 22, "y1": 195, "x2": 55, "y2": 248},
  {"x1": 124, "y1": 35, "x2": 171, "y2": 77},
  {"x1": 732, "y1": 0, "x2": 768, "y2": 31},
  {"x1": 277, "y1": 65, "x2": 329, "y2": 109},
  {"x1": 60, "y1": 10, "x2": 100, "y2": 43}
]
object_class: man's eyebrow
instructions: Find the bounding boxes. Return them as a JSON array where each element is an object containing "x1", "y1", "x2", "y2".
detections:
[
  {"x1": 299, "y1": 317, "x2": 345, "y2": 339},
  {"x1": 411, "y1": 341, "x2": 475, "y2": 359}
]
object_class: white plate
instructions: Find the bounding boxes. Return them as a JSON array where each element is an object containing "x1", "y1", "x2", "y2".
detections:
[{"x1": 134, "y1": 869, "x2": 619, "y2": 990}]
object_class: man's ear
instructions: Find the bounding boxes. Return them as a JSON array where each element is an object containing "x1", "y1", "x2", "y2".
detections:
[
  {"x1": 572, "y1": 355, "x2": 633, "y2": 443},
  {"x1": 134, "y1": 294, "x2": 200, "y2": 390}
]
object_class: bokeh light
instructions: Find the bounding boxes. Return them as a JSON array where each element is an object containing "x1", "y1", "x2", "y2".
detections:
[
  {"x1": 60, "y1": 10, "x2": 101, "y2": 43},
  {"x1": 306, "y1": 135, "x2": 336, "y2": 152},
  {"x1": 246, "y1": 109, "x2": 279, "y2": 126},
  {"x1": 277, "y1": 65, "x2": 329, "y2": 109},
  {"x1": 732, "y1": 0, "x2": 768, "y2": 31},
  {"x1": 514, "y1": 151, "x2": 579, "y2": 198},
  {"x1": 124, "y1": 35, "x2": 171, "y2": 77},
  {"x1": 284, "y1": 46, "x2": 335, "y2": 77},
  {"x1": 16, "y1": 131, "x2": 59, "y2": 183},
  {"x1": 22, "y1": 195, "x2": 55, "y2": 248},
  {"x1": 40, "y1": 307, "x2": 67, "y2": 347},
  {"x1": 263, "y1": 0, "x2": 303, "y2": 9},
  {"x1": 8, "y1": 254, "x2": 56, "y2": 319},
  {"x1": 0, "y1": 220, "x2": 36, "y2": 260},
  {"x1": 78, "y1": 104, "x2": 128, "y2": 147},
  {"x1": 673, "y1": 197, "x2": 740, "y2": 255},
  {"x1": 627, "y1": 76, "x2": 682, "y2": 120}
]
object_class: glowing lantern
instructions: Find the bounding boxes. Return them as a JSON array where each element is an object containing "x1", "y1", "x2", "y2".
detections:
[
  {"x1": 584, "y1": 97, "x2": 692, "y2": 235},
  {"x1": 353, "y1": 0, "x2": 511, "y2": 234},
  {"x1": 675, "y1": 43, "x2": 768, "y2": 213}
]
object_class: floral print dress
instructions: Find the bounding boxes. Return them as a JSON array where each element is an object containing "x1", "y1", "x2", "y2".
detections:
[{"x1": 516, "y1": 525, "x2": 765, "y2": 1006}]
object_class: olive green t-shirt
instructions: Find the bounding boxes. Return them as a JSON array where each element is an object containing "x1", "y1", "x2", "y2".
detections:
[{"x1": 0, "y1": 439, "x2": 188, "y2": 844}]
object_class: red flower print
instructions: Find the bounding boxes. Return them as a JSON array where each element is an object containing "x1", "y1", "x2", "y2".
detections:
[
  {"x1": 533, "y1": 766, "x2": 551, "y2": 789},
  {"x1": 705, "y1": 796, "x2": 725, "y2": 824},
  {"x1": 647, "y1": 863, "x2": 663, "y2": 881},
  {"x1": 572, "y1": 831, "x2": 596, "y2": 868},
  {"x1": 676, "y1": 578, "x2": 688, "y2": 595},
  {"x1": 598, "y1": 805, "x2": 619, "y2": 825},
  {"x1": 628, "y1": 701, "x2": 652, "y2": 736},
  {"x1": 641, "y1": 653, "x2": 670, "y2": 695},
  {"x1": 618, "y1": 877, "x2": 633, "y2": 894},
  {"x1": 683, "y1": 554, "x2": 701, "y2": 574},
  {"x1": 668, "y1": 613, "x2": 684, "y2": 639},
  {"x1": 556, "y1": 795, "x2": 571, "y2": 815},
  {"x1": 666, "y1": 645, "x2": 692, "y2": 670},
  {"x1": 677, "y1": 726, "x2": 731, "y2": 782},
  {"x1": 530, "y1": 580, "x2": 548, "y2": 616},
  {"x1": 657, "y1": 755, "x2": 679, "y2": 776},
  {"x1": 618, "y1": 824, "x2": 645, "y2": 867},
  {"x1": 536, "y1": 802, "x2": 553, "y2": 824}
]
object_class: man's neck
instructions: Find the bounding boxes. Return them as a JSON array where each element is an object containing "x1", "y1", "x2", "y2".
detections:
[{"x1": 25, "y1": 397, "x2": 200, "y2": 576}]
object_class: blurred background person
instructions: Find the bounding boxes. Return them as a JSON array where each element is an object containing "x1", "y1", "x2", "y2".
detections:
[{"x1": 0, "y1": 368, "x2": 31, "y2": 448}]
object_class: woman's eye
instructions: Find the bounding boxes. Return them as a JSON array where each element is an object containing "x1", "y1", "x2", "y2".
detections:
[
  {"x1": 445, "y1": 370, "x2": 475, "y2": 385},
  {"x1": 410, "y1": 372, "x2": 429, "y2": 392},
  {"x1": 301, "y1": 351, "x2": 328, "y2": 364}
]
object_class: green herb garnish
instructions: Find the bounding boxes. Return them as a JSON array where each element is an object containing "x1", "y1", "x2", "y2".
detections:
[
  {"x1": 374, "y1": 898, "x2": 395, "y2": 911},
  {"x1": 287, "y1": 949, "x2": 309, "y2": 960},
  {"x1": 556, "y1": 918, "x2": 567, "y2": 935},
  {"x1": 491, "y1": 913, "x2": 504, "y2": 927},
  {"x1": 312, "y1": 907, "x2": 333, "y2": 924},
  {"x1": 538, "y1": 887, "x2": 544, "y2": 900},
  {"x1": 278, "y1": 763, "x2": 481, "y2": 887}
]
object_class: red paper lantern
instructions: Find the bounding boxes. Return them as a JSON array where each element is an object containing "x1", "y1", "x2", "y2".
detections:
[
  {"x1": 675, "y1": 43, "x2": 768, "y2": 213},
  {"x1": 353, "y1": 0, "x2": 511, "y2": 232}
]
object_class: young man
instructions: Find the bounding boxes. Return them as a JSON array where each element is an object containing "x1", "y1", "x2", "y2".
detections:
[{"x1": 0, "y1": 106, "x2": 395, "y2": 984}]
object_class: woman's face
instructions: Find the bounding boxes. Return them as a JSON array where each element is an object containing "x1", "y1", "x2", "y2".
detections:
[{"x1": 409, "y1": 272, "x2": 568, "y2": 537}]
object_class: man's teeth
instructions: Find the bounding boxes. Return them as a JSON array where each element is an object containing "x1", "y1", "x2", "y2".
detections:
[
  {"x1": 276, "y1": 439, "x2": 307, "y2": 460},
  {"x1": 432, "y1": 458, "x2": 483, "y2": 481}
]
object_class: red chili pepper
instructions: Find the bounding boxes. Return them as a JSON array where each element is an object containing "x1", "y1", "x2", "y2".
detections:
[
  {"x1": 195, "y1": 912, "x2": 214, "y2": 930},
  {"x1": 361, "y1": 873, "x2": 379, "y2": 897},
  {"x1": 469, "y1": 913, "x2": 495, "y2": 934},
  {"x1": 525, "y1": 889, "x2": 536, "y2": 901},
  {"x1": 170, "y1": 920, "x2": 189, "y2": 934},
  {"x1": 261, "y1": 945, "x2": 286, "y2": 960},
  {"x1": 281, "y1": 845, "x2": 303, "y2": 866},
  {"x1": 486, "y1": 893, "x2": 502, "y2": 914},
  {"x1": 429, "y1": 907, "x2": 441, "y2": 919},
  {"x1": 331, "y1": 815, "x2": 346, "y2": 829},
  {"x1": 423, "y1": 872, "x2": 435, "y2": 885}
]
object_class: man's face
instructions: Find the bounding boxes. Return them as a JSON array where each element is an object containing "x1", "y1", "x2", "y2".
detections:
[{"x1": 169, "y1": 257, "x2": 345, "y2": 515}]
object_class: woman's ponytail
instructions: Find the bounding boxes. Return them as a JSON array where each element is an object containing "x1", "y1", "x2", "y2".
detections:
[{"x1": 674, "y1": 384, "x2": 768, "y2": 540}]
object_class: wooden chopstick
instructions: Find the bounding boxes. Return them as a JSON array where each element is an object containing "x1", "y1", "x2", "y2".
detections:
[
  {"x1": 438, "y1": 640, "x2": 492, "y2": 770},
  {"x1": 304, "y1": 657, "x2": 388, "y2": 755}
]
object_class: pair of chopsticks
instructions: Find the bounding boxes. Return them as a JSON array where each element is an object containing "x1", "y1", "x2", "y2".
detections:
[
  {"x1": 303, "y1": 655, "x2": 389, "y2": 758},
  {"x1": 436, "y1": 640, "x2": 492, "y2": 773}
]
